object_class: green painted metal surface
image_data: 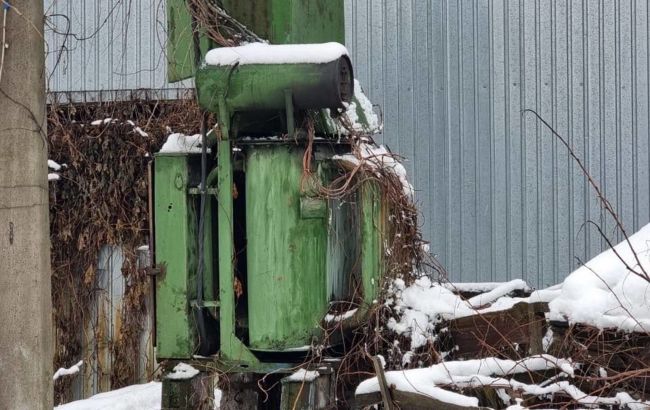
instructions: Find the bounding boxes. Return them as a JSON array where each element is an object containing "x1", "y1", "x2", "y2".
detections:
[
  {"x1": 245, "y1": 146, "x2": 328, "y2": 350},
  {"x1": 167, "y1": 0, "x2": 344, "y2": 83},
  {"x1": 360, "y1": 181, "x2": 384, "y2": 305},
  {"x1": 320, "y1": 162, "x2": 359, "y2": 301},
  {"x1": 196, "y1": 61, "x2": 346, "y2": 113},
  {"x1": 216, "y1": 122, "x2": 259, "y2": 364},
  {"x1": 160, "y1": 0, "x2": 386, "y2": 366},
  {"x1": 166, "y1": 0, "x2": 212, "y2": 82},
  {"x1": 154, "y1": 154, "x2": 217, "y2": 359},
  {"x1": 221, "y1": 0, "x2": 344, "y2": 45},
  {"x1": 154, "y1": 155, "x2": 197, "y2": 359}
]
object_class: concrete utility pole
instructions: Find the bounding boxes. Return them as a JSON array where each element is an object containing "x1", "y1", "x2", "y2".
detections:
[{"x1": 0, "y1": 0, "x2": 53, "y2": 409}]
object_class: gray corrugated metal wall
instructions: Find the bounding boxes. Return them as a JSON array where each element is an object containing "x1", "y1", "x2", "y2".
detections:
[
  {"x1": 44, "y1": 0, "x2": 190, "y2": 101},
  {"x1": 43, "y1": 0, "x2": 650, "y2": 287},
  {"x1": 345, "y1": 0, "x2": 650, "y2": 287}
]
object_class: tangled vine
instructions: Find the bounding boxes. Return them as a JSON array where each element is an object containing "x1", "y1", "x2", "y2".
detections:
[{"x1": 48, "y1": 97, "x2": 204, "y2": 404}]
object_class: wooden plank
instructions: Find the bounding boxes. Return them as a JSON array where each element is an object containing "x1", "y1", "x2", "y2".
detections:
[
  {"x1": 445, "y1": 302, "x2": 548, "y2": 359},
  {"x1": 371, "y1": 356, "x2": 394, "y2": 410},
  {"x1": 527, "y1": 303, "x2": 545, "y2": 355},
  {"x1": 354, "y1": 390, "x2": 488, "y2": 410}
]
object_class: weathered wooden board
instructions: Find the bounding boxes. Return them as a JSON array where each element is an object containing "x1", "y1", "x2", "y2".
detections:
[
  {"x1": 354, "y1": 389, "x2": 492, "y2": 410},
  {"x1": 442, "y1": 302, "x2": 549, "y2": 359}
]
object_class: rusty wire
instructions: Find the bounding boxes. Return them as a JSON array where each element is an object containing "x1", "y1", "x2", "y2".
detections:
[{"x1": 291, "y1": 112, "x2": 433, "y2": 405}]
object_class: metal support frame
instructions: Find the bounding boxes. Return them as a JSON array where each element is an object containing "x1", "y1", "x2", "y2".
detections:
[{"x1": 217, "y1": 96, "x2": 258, "y2": 364}]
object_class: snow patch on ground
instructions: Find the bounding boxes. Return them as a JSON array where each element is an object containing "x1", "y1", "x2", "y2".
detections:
[
  {"x1": 55, "y1": 382, "x2": 162, "y2": 410},
  {"x1": 55, "y1": 382, "x2": 223, "y2": 410},
  {"x1": 205, "y1": 42, "x2": 348, "y2": 66}
]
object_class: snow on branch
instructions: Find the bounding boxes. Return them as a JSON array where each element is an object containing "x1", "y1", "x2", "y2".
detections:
[{"x1": 53, "y1": 360, "x2": 83, "y2": 381}]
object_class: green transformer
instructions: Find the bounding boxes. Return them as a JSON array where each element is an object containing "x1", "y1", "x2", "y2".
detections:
[{"x1": 155, "y1": 0, "x2": 386, "y2": 407}]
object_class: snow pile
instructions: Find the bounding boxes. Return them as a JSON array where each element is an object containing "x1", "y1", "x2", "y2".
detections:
[
  {"x1": 166, "y1": 362, "x2": 200, "y2": 380},
  {"x1": 387, "y1": 276, "x2": 537, "y2": 349},
  {"x1": 357, "y1": 355, "x2": 649, "y2": 408},
  {"x1": 387, "y1": 276, "x2": 471, "y2": 349},
  {"x1": 54, "y1": 382, "x2": 162, "y2": 410},
  {"x1": 356, "y1": 355, "x2": 575, "y2": 408},
  {"x1": 55, "y1": 382, "x2": 223, "y2": 410},
  {"x1": 333, "y1": 143, "x2": 413, "y2": 198},
  {"x1": 159, "y1": 133, "x2": 206, "y2": 154},
  {"x1": 205, "y1": 42, "x2": 348, "y2": 66},
  {"x1": 53, "y1": 360, "x2": 83, "y2": 381},
  {"x1": 548, "y1": 223, "x2": 650, "y2": 332}
]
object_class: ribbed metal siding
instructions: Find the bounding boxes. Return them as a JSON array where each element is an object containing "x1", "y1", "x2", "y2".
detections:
[
  {"x1": 345, "y1": 0, "x2": 650, "y2": 287},
  {"x1": 44, "y1": 0, "x2": 190, "y2": 101}
]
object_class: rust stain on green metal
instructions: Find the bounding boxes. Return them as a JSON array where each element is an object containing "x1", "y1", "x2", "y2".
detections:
[{"x1": 245, "y1": 146, "x2": 328, "y2": 350}]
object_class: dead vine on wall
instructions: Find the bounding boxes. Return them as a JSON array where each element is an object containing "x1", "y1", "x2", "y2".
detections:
[{"x1": 48, "y1": 98, "x2": 203, "y2": 404}]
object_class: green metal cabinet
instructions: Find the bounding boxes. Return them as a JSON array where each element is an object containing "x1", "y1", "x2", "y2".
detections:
[
  {"x1": 245, "y1": 146, "x2": 329, "y2": 350},
  {"x1": 154, "y1": 154, "x2": 215, "y2": 359}
]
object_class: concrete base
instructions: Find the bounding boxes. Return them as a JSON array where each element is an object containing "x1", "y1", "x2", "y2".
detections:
[
  {"x1": 218, "y1": 371, "x2": 303, "y2": 410},
  {"x1": 280, "y1": 365, "x2": 336, "y2": 410},
  {"x1": 161, "y1": 371, "x2": 216, "y2": 410}
]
